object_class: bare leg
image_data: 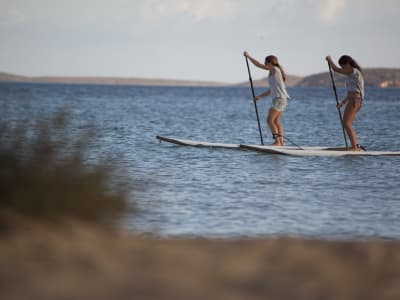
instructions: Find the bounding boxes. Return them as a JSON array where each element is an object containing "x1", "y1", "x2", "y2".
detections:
[
  {"x1": 267, "y1": 108, "x2": 283, "y2": 146},
  {"x1": 343, "y1": 101, "x2": 362, "y2": 150},
  {"x1": 275, "y1": 113, "x2": 284, "y2": 145}
]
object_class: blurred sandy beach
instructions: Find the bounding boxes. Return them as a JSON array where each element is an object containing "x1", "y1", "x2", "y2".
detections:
[{"x1": 1, "y1": 220, "x2": 399, "y2": 300}]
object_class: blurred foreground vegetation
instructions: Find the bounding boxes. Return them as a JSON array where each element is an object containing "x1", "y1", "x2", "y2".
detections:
[{"x1": 0, "y1": 112, "x2": 130, "y2": 227}]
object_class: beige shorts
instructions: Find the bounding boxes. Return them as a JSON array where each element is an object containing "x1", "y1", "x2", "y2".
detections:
[
  {"x1": 347, "y1": 94, "x2": 363, "y2": 108},
  {"x1": 271, "y1": 98, "x2": 288, "y2": 112}
]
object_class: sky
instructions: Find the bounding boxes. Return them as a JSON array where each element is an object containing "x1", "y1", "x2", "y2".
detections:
[{"x1": 1, "y1": 0, "x2": 400, "y2": 83}]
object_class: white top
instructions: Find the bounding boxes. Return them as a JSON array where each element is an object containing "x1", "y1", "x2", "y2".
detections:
[
  {"x1": 346, "y1": 68, "x2": 364, "y2": 98},
  {"x1": 268, "y1": 67, "x2": 289, "y2": 99}
]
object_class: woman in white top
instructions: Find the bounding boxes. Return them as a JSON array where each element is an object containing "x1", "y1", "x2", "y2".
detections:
[
  {"x1": 244, "y1": 52, "x2": 289, "y2": 146},
  {"x1": 326, "y1": 55, "x2": 365, "y2": 151}
]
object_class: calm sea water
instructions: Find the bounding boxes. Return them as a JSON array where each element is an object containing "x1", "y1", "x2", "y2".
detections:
[{"x1": 1, "y1": 82, "x2": 400, "y2": 239}]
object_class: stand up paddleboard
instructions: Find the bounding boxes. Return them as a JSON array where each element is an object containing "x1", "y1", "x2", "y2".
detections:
[
  {"x1": 157, "y1": 136, "x2": 400, "y2": 157},
  {"x1": 157, "y1": 136, "x2": 334, "y2": 151},
  {"x1": 156, "y1": 135, "x2": 240, "y2": 149},
  {"x1": 239, "y1": 144, "x2": 400, "y2": 157},
  {"x1": 156, "y1": 136, "x2": 325, "y2": 150}
]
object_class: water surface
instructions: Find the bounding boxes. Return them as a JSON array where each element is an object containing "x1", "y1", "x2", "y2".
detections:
[{"x1": 1, "y1": 83, "x2": 400, "y2": 239}]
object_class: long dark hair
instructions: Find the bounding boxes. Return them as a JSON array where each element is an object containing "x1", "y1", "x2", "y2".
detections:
[
  {"x1": 338, "y1": 55, "x2": 364, "y2": 77},
  {"x1": 265, "y1": 55, "x2": 286, "y2": 82}
]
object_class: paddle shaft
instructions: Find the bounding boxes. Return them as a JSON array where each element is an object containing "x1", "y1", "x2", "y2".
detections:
[
  {"x1": 328, "y1": 63, "x2": 348, "y2": 149},
  {"x1": 245, "y1": 56, "x2": 264, "y2": 145}
]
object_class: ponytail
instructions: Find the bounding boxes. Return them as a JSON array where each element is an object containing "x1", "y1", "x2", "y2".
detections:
[
  {"x1": 276, "y1": 63, "x2": 286, "y2": 82},
  {"x1": 265, "y1": 55, "x2": 286, "y2": 82}
]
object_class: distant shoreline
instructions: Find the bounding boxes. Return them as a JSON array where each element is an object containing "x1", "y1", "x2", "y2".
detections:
[
  {"x1": 1, "y1": 68, "x2": 400, "y2": 88},
  {"x1": 0, "y1": 73, "x2": 227, "y2": 87}
]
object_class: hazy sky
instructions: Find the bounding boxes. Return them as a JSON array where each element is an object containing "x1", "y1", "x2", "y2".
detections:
[{"x1": 1, "y1": 0, "x2": 399, "y2": 83}]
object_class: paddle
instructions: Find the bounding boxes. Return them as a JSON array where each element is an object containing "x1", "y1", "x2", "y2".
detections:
[
  {"x1": 245, "y1": 56, "x2": 264, "y2": 145},
  {"x1": 327, "y1": 62, "x2": 348, "y2": 149}
]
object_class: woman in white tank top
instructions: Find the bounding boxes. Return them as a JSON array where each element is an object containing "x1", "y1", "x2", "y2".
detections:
[
  {"x1": 244, "y1": 51, "x2": 289, "y2": 146},
  {"x1": 326, "y1": 55, "x2": 365, "y2": 151}
]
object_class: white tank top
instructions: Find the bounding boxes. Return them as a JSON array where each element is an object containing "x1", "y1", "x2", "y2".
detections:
[
  {"x1": 268, "y1": 67, "x2": 289, "y2": 99},
  {"x1": 346, "y1": 69, "x2": 364, "y2": 98}
]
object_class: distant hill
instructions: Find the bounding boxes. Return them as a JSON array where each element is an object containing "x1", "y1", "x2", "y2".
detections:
[
  {"x1": 0, "y1": 72, "x2": 227, "y2": 87},
  {"x1": 297, "y1": 68, "x2": 400, "y2": 88},
  {"x1": 238, "y1": 68, "x2": 400, "y2": 88},
  {"x1": 1, "y1": 68, "x2": 400, "y2": 88}
]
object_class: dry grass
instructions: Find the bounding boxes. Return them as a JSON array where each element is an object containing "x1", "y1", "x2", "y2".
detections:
[
  {"x1": 0, "y1": 112, "x2": 129, "y2": 226},
  {"x1": 1, "y1": 223, "x2": 400, "y2": 300}
]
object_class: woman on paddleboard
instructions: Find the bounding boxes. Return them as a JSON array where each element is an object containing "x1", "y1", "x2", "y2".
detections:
[
  {"x1": 326, "y1": 55, "x2": 365, "y2": 151},
  {"x1": 244, "y1": 51, "x2": 289, "y2": 146}
]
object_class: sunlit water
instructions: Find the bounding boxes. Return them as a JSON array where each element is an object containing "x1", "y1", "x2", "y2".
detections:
[{"x1": 1, "y1": 82, "x2": 400, "y2": 239}]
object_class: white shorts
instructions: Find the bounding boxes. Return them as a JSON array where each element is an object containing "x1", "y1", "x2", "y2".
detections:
[{"x1": 271, "y1": 98, "x2": 288, "y2": 112}]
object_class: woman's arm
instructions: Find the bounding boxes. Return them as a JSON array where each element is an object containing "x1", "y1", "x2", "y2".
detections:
[
  {"x1": 244, "y1": 51, "x2": 269, "y2": 71},
  {"x1": 255, "y1": 89, "x2": 271, "y2": 100},
  {"x1": 326, "y1": 56, "x2": 352, "y2": 75}
]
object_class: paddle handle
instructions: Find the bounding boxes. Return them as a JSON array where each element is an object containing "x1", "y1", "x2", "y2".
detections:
[
  {"x1": 245, "y1": 56, "x2": 264, "y2": 145},
  {"x1": 328, "y1": 62, "x2": 348, "y2": 149}
]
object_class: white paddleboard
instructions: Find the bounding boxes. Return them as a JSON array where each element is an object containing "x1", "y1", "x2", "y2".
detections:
[
  {"x1": 156, "y1": 135, "x2": 240, "y2": 149},
  {"x1": 156, "y1": 136, "x2": 336, "y2": 151},
  {"x1": 157, "y1": 136, "x2": 400, "y2": 157},
  {"x1": 240, "y1": 144, "x2": 400, "y2": 157}
]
